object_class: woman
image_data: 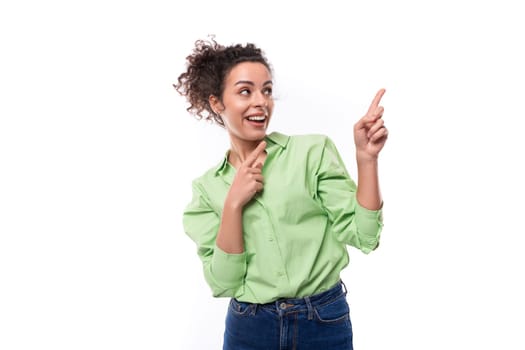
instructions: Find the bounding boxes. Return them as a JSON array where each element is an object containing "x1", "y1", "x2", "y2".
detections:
[{"x1": 175, "y1": 38, "x2": 388, "y2": 350}]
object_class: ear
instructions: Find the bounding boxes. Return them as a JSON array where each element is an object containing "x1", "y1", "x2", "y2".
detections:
[{"x1": 209, "y1": 95, "x2": 224, "y2": 114}]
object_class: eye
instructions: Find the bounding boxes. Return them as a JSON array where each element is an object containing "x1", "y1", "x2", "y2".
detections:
[
  {"x1": 264, "y1": 87, "x2": 273, "y2": 96},
  {"x1": 239, "y1": 88, "x2": 250, "y2": 95}
]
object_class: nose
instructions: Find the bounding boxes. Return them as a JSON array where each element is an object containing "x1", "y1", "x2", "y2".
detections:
[{"x1": 253, "y1": 90, "x2": 268, "y2": 108}]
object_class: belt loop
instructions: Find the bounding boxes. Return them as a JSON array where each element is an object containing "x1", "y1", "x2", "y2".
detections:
[
  {"x1": 250, "y1": 303, "x2": 258, "y2": 316},
  {"x1": 305, "y1": 296, "x2": 314, "y2": 320},
  {"x1": 341, "y1": 279, "x2": 348, "y2": 295}
]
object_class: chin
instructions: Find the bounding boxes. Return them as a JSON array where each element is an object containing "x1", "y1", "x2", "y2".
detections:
[
  {"x1": 244, "y1": 126, "x2": 267, "y2": 137},
  {"x1": 250, "y1": 129, "x2": 268, "y2": 140}
]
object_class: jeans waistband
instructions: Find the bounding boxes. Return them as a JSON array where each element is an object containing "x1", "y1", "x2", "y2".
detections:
[
  {"x1": 253, "y1": 280, "x2": 347, "y2": 312},
  {"x1": 231, "y1": 281, "x2": 348, "y2": 319}
]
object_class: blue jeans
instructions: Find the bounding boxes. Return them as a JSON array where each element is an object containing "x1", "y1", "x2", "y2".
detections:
[{"x1": 223, "y1": 281, "x2": 353, "y2": 350}]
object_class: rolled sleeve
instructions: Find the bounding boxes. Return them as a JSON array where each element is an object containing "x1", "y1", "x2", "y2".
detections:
[
  {"x1": 210, "y1": 244, "x2": 247, "y2": 290},
  {"x1": 183, "y1": 181, "x2": 246, "y2": 297},
  {"x1": 354, "y1": 202, "x2": 383, "y2": 254}
]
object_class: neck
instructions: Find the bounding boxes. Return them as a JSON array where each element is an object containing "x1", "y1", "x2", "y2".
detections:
[{"x1": 228, "y1": 137, "x2": 265, "y2": 166}]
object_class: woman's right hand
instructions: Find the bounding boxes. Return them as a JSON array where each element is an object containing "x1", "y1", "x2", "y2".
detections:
[{"x1": 226, "y1": 141, "x2": 266, "y2": 209}]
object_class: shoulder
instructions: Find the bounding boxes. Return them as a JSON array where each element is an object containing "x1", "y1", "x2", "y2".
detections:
[
  {"x1": 269, "y1": 132, "x2": 338, "y2": 172},
  {"x1": 190, "y1": 159, "x2": 225, "y2": 193},
  {"x1": 288, "y1": 133, "x2": 338, "y2": 157},
  {"x1": 291, "y1": 133, "x2": 332, "y2": 147},
  {"x1": 269, "y1": 131, "x2": 333, "y2": 149}
]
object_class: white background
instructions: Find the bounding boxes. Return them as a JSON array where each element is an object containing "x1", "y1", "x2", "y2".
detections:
[{"x1": 1, "y1": 0, "x2": 524, "y2": 349}]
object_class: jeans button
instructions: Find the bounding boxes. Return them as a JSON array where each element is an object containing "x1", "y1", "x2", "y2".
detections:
[{"x1": 279, "y1": 302, "x2": 287, "y2": 310}]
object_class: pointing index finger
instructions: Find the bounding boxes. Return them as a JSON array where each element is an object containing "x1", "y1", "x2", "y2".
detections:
[
  {"x1": 367, "y1": 88, "x2": 386, "y2": 114},
  {"x1": 244, "y1": 141, "x2": 267, "y2": 167}
]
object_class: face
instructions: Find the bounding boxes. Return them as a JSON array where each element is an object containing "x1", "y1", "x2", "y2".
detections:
[{"x1": 210, "y1": 61, "x2": 274, "y2": 144}]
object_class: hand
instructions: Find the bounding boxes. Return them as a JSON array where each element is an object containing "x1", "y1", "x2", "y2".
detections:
[
  {"x1": 226, "y1": 141, "x2": 266, "y2": 208},
  {"x1": 354, "y1": 89, "x2": 389, "y2": 161}
]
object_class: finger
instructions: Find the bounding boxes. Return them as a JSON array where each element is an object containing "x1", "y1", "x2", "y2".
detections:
[
  {"x1": 354, "y1": 114, "x2": 370, "y2": 131},
  {"x1": 252, "y1": 174, "x2": 264, "y2": 183},
  {"x1": 244, "y1": 141, "x2": 267, "y2": 167},
  {"x1": 249, "y1": 181, "x2": 264, "y2": 195},
  {"x1": 373, "y1": 106, "x2": 384, "y2": 119},
  {"x1": 367, "y1": 88, "x2": 386, "y2": 115},
  {"x1": 247, "y1": 166, "x2": 262, "y2": 174},
  {"x1": 367, "y1": 119, "x2": 385, "y2": 138},
  {"x1": 356, "y1": 106, "x2": 384, "y2": 131},
  {"x1": 370, "y1": 127, "x2": 388, "y2": 143},
  {"x1": 364, "y1": 106, "x2": 384, "y2": 127}
]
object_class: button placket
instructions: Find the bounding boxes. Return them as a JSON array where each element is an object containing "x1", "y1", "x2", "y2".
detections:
[{"x1": 255, "y1": 195, "x2": 288, "y2": 282}]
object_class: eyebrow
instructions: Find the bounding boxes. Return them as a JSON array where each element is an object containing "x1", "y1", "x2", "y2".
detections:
[{"x1": 234, "y1": 80, "x2": 273, "y2": 86}]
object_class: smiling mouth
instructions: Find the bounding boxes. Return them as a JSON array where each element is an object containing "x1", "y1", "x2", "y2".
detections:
[
  {"x1": 245, "y1": 115, "x2": 267, "y2": 124},
  {"x1": 246, "y1": 115, "x2": 266, "y2": 123}
]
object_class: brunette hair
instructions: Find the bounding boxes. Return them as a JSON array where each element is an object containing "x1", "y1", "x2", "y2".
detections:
[{"x1": 174, "y1": 37, "x2": 272, "y2": 126}]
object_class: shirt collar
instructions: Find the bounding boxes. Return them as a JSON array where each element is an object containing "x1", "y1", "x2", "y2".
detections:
[
  {"x1": 266, "y1": 131, "x2": 290, "y2": 148},
  {"x1": 214, "y1": 132, "x2": 290, "y2": 176}
]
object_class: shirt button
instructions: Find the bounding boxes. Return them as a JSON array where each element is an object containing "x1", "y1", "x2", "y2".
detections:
[{"x1": 268, "y1": 237, "x2": 274, "y2": 242}]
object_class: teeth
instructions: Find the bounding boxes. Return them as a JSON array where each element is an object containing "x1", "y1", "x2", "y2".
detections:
[{"x1": 247, "y1": 116, "x2": 266, "y2": 121}]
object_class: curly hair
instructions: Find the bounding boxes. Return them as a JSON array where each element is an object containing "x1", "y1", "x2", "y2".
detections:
[{"x1": 174, "y1": 37, "x2": 272, "y2": 126}]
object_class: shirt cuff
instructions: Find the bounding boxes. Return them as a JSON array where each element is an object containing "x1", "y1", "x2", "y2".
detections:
[
  {"x1": 211, "y1": 244, "x2": 247, "y2": 289},
  {"x1": 355, "y1": 202, "x2": 383, "y2": 253}
]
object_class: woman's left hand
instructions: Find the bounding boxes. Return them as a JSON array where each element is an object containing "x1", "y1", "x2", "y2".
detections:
[{"x1": 354, "y1": 88, "x2": 389, "y2": 161}]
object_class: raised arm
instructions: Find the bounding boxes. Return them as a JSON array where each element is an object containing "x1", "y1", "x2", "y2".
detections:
[{"x1": 353, "y1": 89, "x2": 389, "y2": 210}]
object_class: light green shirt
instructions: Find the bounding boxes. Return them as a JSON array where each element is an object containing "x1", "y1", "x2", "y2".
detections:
[{"x1": 183, "y1": 132, "x2": 383, "y2": 304}]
